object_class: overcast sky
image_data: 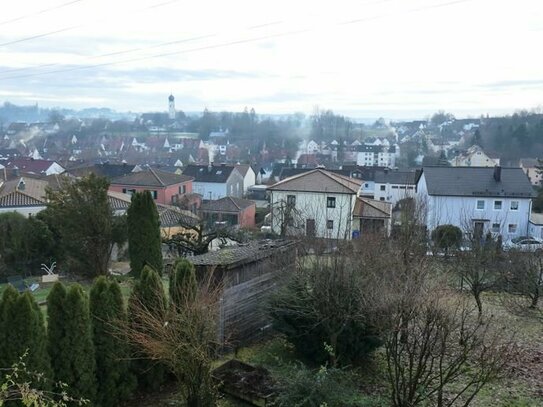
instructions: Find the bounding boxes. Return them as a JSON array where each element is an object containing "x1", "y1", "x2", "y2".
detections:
[{"x1": 0, "y1": 0, "x2": 542, "y2": 119}]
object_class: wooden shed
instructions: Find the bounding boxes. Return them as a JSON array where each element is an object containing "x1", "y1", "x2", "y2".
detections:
[{"x1": 190, "y1": 240, "x2": 296, "y2": 347}]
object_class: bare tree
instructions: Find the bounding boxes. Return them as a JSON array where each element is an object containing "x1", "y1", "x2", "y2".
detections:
[
  {"x1": 122, "y1": 274, "x2": 221, "y2": 407},
  {"x1": 454, "y1": 234, "x2": 502, "y2": 316},
  {"x1": 163, "y1": 218, "x2": 246, "y2": 256},
  {"x1": 382, "y1": 289, "x2": 514, "y2": 407}
]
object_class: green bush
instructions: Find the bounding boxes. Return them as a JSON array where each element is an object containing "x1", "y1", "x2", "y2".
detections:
[
  {"x1": 275, "y1": 364, "x2": 385, "y2": 407},
  {"x1": 431, "y1": 224, "x2": 463, "y2": 252},
  {"x1": 270, "y1": 260, "x2": 381, "y2": 366}
]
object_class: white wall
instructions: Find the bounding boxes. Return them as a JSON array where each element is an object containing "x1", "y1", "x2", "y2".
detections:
[
  {"x1": 270, "y1": 190, "x2": 356, "y2": 239},
  {"x1": 418, "y1": 173, "x2": 531, "y2": 240},
  {"x1": 374, "y1": 182, "x2": 415, "y2": 205},
  {"x1": 46, "y1": 162, "x2": 65, "y2": 175},
  {"x1": 193, "y1": 182, "x2": 227, "y2": 200},
  {"x1": 242, "y1": 168, "x2": 256, "y2": 193}
]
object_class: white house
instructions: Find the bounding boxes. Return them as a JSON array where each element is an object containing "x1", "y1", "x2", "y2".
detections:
[
  {"x1": 355, "y1": 145, "x2": 397, "y2": 167},
  {"x1": 234, "y1": 164, "x2": 256, "y2": 193},
  {"x1": 417, "y1": 166, "x2": 534, "y2": 240},
  {"x1": 182, "y1": 164, "x2": 244, "y2": 200},
  {"x1": 268, "y1": 169, "x2": 362, "y2": 239},
  {"x1": 374, "y1": 169, "x2": 418, "y2": 205}
]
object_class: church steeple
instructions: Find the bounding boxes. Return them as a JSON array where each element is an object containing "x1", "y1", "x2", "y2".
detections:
[{"x1": 168, "y1": 94, "x2": 175, "y2": 119}]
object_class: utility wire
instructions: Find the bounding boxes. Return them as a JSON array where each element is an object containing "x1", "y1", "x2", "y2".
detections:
[
  {"x1": 0, "y1": 0, "x2": 183, "y2": 47},
  {"x1": 0, "y1": 0, "x2": 86, "y2": 27},
  {"x1": 0, "y1": 0, "x2": 476, "y2": 81}
]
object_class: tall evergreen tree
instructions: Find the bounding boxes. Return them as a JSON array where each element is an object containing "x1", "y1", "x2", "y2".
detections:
[
  {"x1": 56, "y1": 284, "x2": 97, "y2": 402},
  {"x1": 90, "y1": 277, "x2": 136, "y2": 407},
  {"x1": 128, "y1": 265, "x2": 168, "y2": 390},
  {"x1": 46, "y1": 282, "x2": 69, "y2": 384},
  {"x1": 127, "y1": 191, "x2": 163, "y2": 277},
  {"x1": 0, "y1": 285, "x2": 20, "y2": 368},
  {"x1": 169, "y1": 258, "x2": 197, "y2": 309},
  {"x1": 0, "y1": 288, "x2": 51, "y2": 389}
]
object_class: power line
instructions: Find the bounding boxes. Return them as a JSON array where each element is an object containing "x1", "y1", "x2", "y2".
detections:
[
  {"x1": 0, "y1": 0, "x2": 86, "y2": 27},
  {"x1": 0, "y1": 0, "x2": 183, "y2": 47},
  {"x1": 0, "y1": 0, "x2": 477, "y2": 82},
  {"x1": 0, "y1": 20, "x2": 285, "y2": 75}
]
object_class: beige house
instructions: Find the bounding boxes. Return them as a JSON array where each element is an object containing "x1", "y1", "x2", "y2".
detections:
[
  {"x1": 450, "y1": 145, "x2": 499, "y2": 167},
  {"x1": 519, "y1": 158, "x2": 542, "y2": 186}
]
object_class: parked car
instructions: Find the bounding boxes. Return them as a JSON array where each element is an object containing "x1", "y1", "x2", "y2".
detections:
[{"x1": 503, "y1": 236, "x2": 543, "y2": 252}]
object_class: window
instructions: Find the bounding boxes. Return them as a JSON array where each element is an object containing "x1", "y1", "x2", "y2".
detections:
[
  {"x1": 287, "y1": 195, "x2": 296, "y2": 206},
  {"x1": 491, "y1": 223, "x2": 500, "y2": 233},
  {"x1": 151, "y1": 190, "x2": 158, "y2": 200},
  {"x1": 379, "y1": 197, "x2": 385, "y2": 201},
  {"x1": 392, "y1": 186, "x2": 399, "y2": 189},
  {"x1": 510, "y1": 201, "x2": 519, "y2": 211},
  {"x1": 380, "y1": 185, "x2": 386, "y2": 191},
  {"x1": 327, "y1": 220, "x2": 334, "y2": 229},
  {"x1": 508, "y1": 224, "x2": 518, "y2": 234},
  {"x1": 476, "y1": 200, "x2": 485, "y2": 210},
  {"x1": 364, "y1": 183, "x2": 369, "y2": 188},
  {"x1": 327, "y1": 197, "x2": 336, "y2": 208},
  {"x1": 179, "y1": 185, "x2": 186, "y2": 194},
  {"x1": 494, "y1": 200, "x2": 502, "y2": 210}
]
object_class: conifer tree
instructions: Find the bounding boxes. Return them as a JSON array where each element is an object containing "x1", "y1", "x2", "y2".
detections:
[
  {"x1": 0, "y1": 288, "x2": 51, "y2": 389},
  {"x1": 169, "y1": 257, "x2": 197, "y2": 309},
  {"x1": 0, "y1": 285, "x2": 18, "y2": 368},
  {"x1": 127, "y1": 191, "x2": 163, "y2": 277},
  {"x1": 57, "y1": 284, "x2": 97, "y2": 402},
  {"x1": 46, "y1": 281, "x2": 69, "y2": 383},
  {"x1": 90, "y1": 277, "x2": 136, "y2": 406},
  {"x1": 128, "y1": 265, "x2": 168, "y2": 390}
]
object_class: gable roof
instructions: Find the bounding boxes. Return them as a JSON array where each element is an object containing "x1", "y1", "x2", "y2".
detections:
[
  {"x1": 234, "y1": 164, "x2": 254, "y2": 177},
  {"x1": 0, "y1": 190, "x2": 46, "y2": 208},
  {"x1": 4, "y1": 158, "x2": 62, "y2": 174},
  {"x1": 111, "y1": 167, "x2": 192, "y2": 187},
  {"x1": 201, "y1": 196, "x2": 255, "y2": 213},
  {"x1": 374, "y1": 170, "x2": 418, "y2": 185},
  {"x1": 67, "y1": 163, "x2": 137, "y2": 179},
  {"x1": 420, "y1": 166, "x2": 535, "y2": 198},
  {"x1": 182, "y1": 164, "x2": 236, "y2": 183},
  {"x1": 268, "y1": 169, "x2": 362, "y2": 194},
  {"x1": 106, "y1": 191, "x2": 199, "y2": 227},
  {"x1": 0, "y1": 177, "x2": 48, "y2": 201},
  {"x1": 353, "y1": 197, "x2": 391, "y2": 219}
]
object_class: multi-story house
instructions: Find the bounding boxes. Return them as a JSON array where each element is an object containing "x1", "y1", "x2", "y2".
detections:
[
  {"x1": 182, "y1": 163, "x2": 244, "y2": 200},
  {"x1": 355, "y1": 145, "x2": 397, "y2": 167},
  {"x1": 268, "y1": 169, "x2": 362, "y2": 239},
  {"x1": 374, "y1": 169, "x2": 418, "y2": 205},
  {"x1": 109, "y1": 167, "x2": 193, "y2": 205},
  {"x1": 416, "y1": 166, "x2": 534, "y2": 240}
]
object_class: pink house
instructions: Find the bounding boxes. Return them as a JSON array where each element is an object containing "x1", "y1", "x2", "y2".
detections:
[{"x1": 109, "y1": 167, "x2": 193, "y2": 205}]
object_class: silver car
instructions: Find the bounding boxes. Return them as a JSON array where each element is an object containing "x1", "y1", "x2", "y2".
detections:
[{"x1": 503, "y1": 236, "x2": 543, "y2": 252}]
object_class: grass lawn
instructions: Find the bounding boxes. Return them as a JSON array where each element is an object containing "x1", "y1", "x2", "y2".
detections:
[{"x1": 216, "y1": 292, "x2": 542, "y2": 407}]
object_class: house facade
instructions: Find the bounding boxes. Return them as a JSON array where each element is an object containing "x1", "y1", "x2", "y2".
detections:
[
  {"x1": 374, "y1": 169, "x2": 418, "y2": 205},
  {"x1": 268, "y1": 169, "x2": 361, "y2": 239},
  {"x1": 450, "y1": 145, "x2": 499, "y2": 167},
  {"x1": 182, "y1": 164, "x2": 244, "y2": 200},
  {"x1": 417, "y1": 166, "x2": 534, "y2": 240},
  {"x1": 109, "y1": 167, "x2": 193, "y2": 205},
  {"x1": 200, "y1": 196, "x2": 256, "y2": 228},
  {"x1": 234, "y1": 164, "x2": 257, "y2": 194}
]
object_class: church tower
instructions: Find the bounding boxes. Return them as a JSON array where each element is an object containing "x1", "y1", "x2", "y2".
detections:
[{"x1": 168, "y1": 94, "x2": 176, "y2": 120}]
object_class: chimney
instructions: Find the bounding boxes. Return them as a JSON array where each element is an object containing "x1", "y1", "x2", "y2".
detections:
[{"x1": 493, "y1": 165, "x2": 501, "y2": 182}]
